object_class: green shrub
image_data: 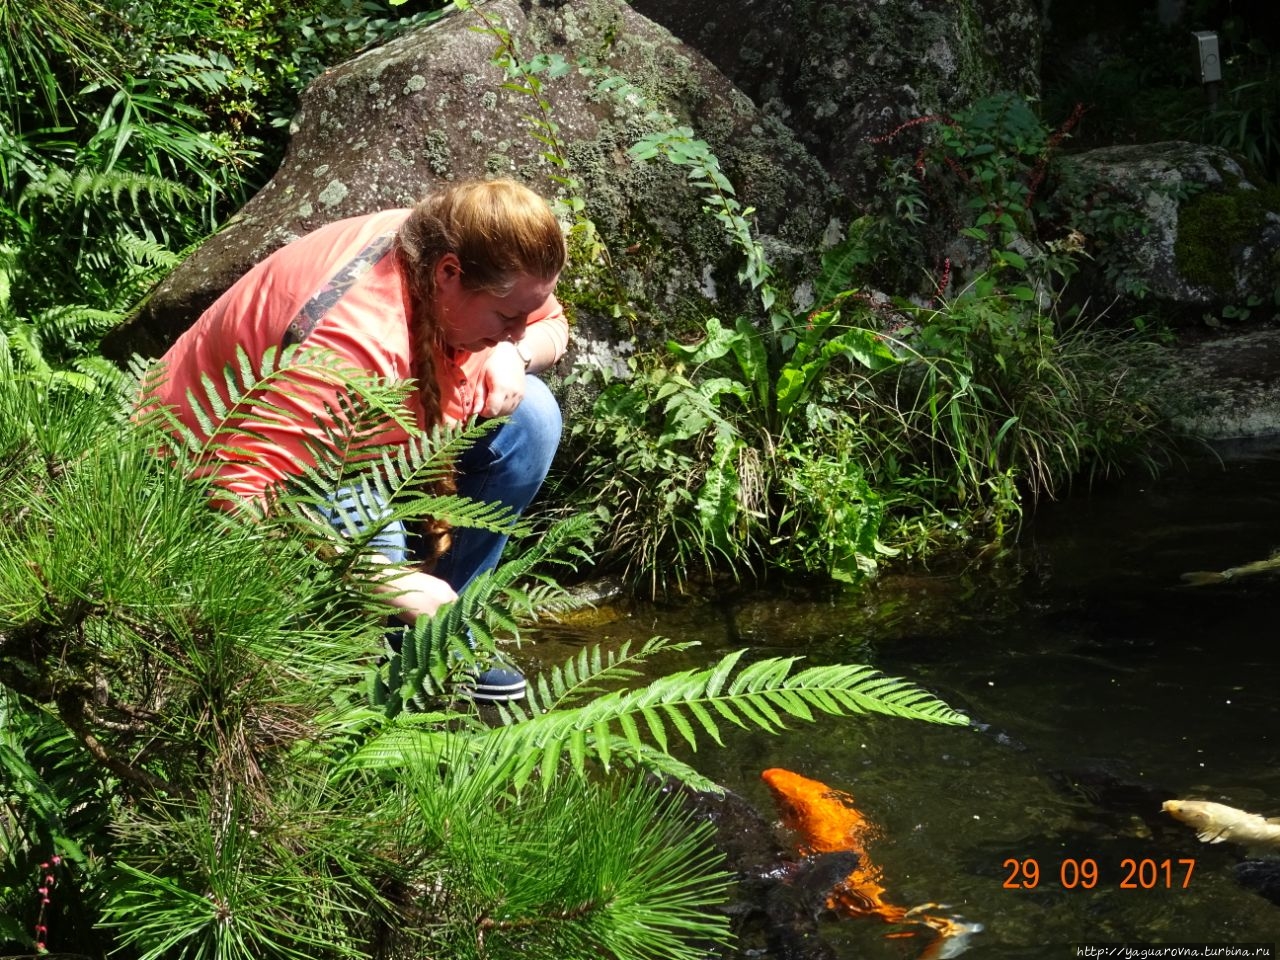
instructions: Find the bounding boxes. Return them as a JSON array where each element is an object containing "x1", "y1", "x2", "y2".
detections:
[
  {"x1": 0, "y1": 0, "x2": 452, "y2": 390},
  {"x1": 0, "y1": 355, "x2": 965, "y2": 957},
  {"x1": 558, "y1": 112, "x2": 1174, "y2": 593}
]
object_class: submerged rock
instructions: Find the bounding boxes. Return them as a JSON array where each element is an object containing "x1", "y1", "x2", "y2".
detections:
[
  {"x1": 1234, "y1": 859, "x2": 1280, "y2": 907},
  {"x1": 664, "y1": 778, "x2": 845, "y2": 960}
]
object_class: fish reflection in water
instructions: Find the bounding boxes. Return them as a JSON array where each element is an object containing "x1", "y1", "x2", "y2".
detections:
[
  {"x1": 762, "y1": 768, "x2": 982, "y2": 958},
  {"x1": 1180, "y1": 550, "x2": 1280, "y2": 586}
]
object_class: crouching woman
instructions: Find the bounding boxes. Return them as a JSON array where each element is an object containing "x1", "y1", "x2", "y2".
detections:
[{"x1": 144, "y1": 178, "x2": 569, "y2": 701}]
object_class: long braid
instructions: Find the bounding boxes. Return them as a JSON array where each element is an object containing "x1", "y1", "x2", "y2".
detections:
[
  {"x1": 396, "y1": 228, "x2": 455, "y2": 566},
  {"x1": 395, "y1": 179, "x2": 566, "y2": 567}
]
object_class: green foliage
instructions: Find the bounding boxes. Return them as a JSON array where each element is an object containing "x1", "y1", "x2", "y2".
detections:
[
  {"x1": 0, "y1": 163, "x2": 196, "y2": 391},
  {"x1": 0, "y1": 0, "x2": 121, "y2": 123},
  {"x1": 0, "y1": 16, "x2": 247, "y2": 389},
  {"x1": 866, "y1": 93, "x2": 1094, "y2": 303},
  {"x1": 1043, "y1": 14, "x2": 1280, "y2": 187},
  {"x1": 0, "y1": 0, "x2": 449, "y2": 390},
  {"x1": 356, "y1": 635, "x2": 966, "y2": 793},
  {"x1": 629, "y1": 128, "x2": 775, "y2": 300},
  {"x1": 562, "y1": 114, "x2": 1174, "y2": 591},
  {"x1": 1184, "y1": 52, "x2": 1280, "y2": 185},
  {"x1": 567, "y1": 301, "x2": 901, "y2": 591},
  {"x1": 367, "y1": 515, "x2": 595, "y2": 715},
  {"x1": 0, "y1": 350, "x2": 964, "y2": 957},
  {"x1": 884, "y1": 292, "x2": 1170, "y2": 527}
]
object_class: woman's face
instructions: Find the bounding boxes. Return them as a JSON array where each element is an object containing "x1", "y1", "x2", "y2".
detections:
[{"x1": 433, "y1": 253, "x2": 557, "y2": 352}]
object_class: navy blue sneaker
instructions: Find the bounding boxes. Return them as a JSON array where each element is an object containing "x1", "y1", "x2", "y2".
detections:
[{"x1": 456, "y1": 661, "x2": 527, "y2": 702}]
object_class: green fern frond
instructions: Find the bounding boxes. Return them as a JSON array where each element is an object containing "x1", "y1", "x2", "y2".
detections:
[
  {"x1": 85, "y1": 233, "x2": 182, "y2": 310},
  {"x1": 353, "y1": 648, "x2": 966, "y2": 791},
  {"x1": 1, "y1": 320, "x2": 51, "y2": 375},
  {"x1": 279, "y1": 419, "x2": 506, "y2": 528},
  {"x1": 461, "y1": 513, "x2": 600, "y2": 633},
  {"x1": 364, "y1": 567, "x2": 536, "y2": 718},
  {"x1": 111, "y1": 232, "x2": 182, "y2": 270},
  {"x1": 489, "y1": 654, "x2": 966, "y2": 788},
  {"x1": 502, "y1": 636, "x2": 699, "y2": 719},
  {"x1": 19, "y1": 165, "x2": 198, "y2": 217},
  {"x1": 70, "y1": 354, "x2": 134, "y2": 397},
  {"x1": 156, "y1": 343, "x2": 406, "y2": 460},
  {"x1": 33, "y1": 303, "x2": 122, "y2": 344},
  {"x1": 362, "y1": 515, "x2": 602, "y2": 718},
  {"x1": 483, "y1": 512, "x2": 597, "y2": 591}
]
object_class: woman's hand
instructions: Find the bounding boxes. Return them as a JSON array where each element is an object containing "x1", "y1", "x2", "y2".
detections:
[
  {"x1": 480, "y1": 341, "x2": 528, "y2": 417},
  {"x1": 368, "y1": 557, "x2": 458, "y2": 624}
]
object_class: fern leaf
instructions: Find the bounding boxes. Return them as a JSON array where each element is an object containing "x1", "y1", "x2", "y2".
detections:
[
  {"x1": 513, "y1": 636, "x2": 697, "y2": 716},
  {"x1": 593, "y1": 719, "x2": 612, "y2": 770},
  {"x1": 459, "y1": 655, "x2": 965, "y2": 790},
  {"x1": 540, "y1": 732, "x2": 564, "y2": 782},
  {"x1": 709, "y1": 696, "x2": 749, "y2": 731},
  {"x1": 662, "y1": 703, "x2": 699, "y2": 751},
  {"x1": 703, "y1": 649, "x2": 743, "y2": 698},
  {"x1": 730, "y1": 693, "x2": 782, "y2": 734},
  {"x1": 567, "y1": 727, "x2": 587, "y2": 776},
  {"x1": 617, "y1": 711, "x2": 644, "y2": 753},
  {"x1": 70, "y1": 355, "x2": 133, "y2": 396},
  {"x1": 764, "y1": 687, "x2": 814, "y2": 723},
  {"x1": 684, "y1": 699, "x2": 723, "y2": 747},
  {"x1": 641, "y1": 706, "x2": 669, "y2": 753}
]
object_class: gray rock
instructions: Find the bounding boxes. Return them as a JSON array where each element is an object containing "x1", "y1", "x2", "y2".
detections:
[
  {"x1": 102, "y1": 0, "x2": 838, "y2": 363},
  {"x1": 1055, "y1": 141, "x2": 1280, "y2": 315},
  {"x1": 1153, "y1": 326, "x2": 1280, "y2": 440},
  {"x1": 628, "y1": 0, "x2": 1044, "y2": 201}
]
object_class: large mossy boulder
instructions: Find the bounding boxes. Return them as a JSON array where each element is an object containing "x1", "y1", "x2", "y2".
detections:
[
  {"x1": 626, "y1": 0, "x2": 1043, "y2": 201},
  {"x1": 1055, "y1": 142, "x2": 1280, "y2": 320},
  {"x1": 102, "y1": 0, "x2": 839, "y2": 362}
]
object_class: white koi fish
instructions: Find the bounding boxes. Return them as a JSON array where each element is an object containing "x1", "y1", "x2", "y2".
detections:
[{"x1": 1163, "y1": 799, "x2": 1280, "y2": 852}]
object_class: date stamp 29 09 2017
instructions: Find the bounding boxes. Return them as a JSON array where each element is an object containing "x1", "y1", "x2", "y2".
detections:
[{"x1": 1002, "y1": 857, "x2": 1197, "y2": 890}]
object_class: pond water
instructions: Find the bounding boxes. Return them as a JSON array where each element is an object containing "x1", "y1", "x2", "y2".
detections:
[{"x1": 525, "y1": 439, "x2": 1280, "y2": 957}]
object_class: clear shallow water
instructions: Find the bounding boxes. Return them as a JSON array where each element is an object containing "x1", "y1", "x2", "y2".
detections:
[{"x1": 524, "y1": 441, "x2": 1280, "y2": 956}]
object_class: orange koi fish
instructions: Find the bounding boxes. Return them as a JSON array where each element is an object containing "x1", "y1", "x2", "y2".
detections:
[{"x1": 762, "y1": 767, "x2": 981, "y2": 959}]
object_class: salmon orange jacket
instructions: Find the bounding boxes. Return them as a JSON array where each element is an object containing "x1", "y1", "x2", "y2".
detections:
[{"x1": 761, "y1": 767, "x2": 982, "y2": 959}]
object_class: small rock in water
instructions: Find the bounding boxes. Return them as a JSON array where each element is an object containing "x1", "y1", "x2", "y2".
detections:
[{"x1": 1234, "y1": 859, "x2": 1280, "y2": 907}]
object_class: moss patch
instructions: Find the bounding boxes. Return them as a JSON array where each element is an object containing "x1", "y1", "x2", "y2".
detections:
[{"x1": 1175, "y1": 184, "x2": 1280, "y2": 293}]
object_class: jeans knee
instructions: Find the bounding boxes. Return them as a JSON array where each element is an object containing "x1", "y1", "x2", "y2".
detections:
[
  {"x1": 454, "y1": 376, "x2": 562, "y2": 508},
  {"x1": 515, "y1": 375, "x2": 562, "y2": 462}
]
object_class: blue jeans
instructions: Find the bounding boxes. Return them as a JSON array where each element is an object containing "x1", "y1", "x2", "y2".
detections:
[{"x1": 325, "y1": 375, "x2": 562, "y2": 590}]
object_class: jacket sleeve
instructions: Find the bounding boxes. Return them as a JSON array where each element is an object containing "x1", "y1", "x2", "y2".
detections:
[{"x1": 522, "y1": 294, "x2": 569, "y2": 362}]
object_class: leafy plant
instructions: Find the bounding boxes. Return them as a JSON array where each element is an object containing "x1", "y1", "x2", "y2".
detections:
[
  {"x1": 0, "y1": 349, "x2": 966, "y2": 958},
  {"x1": 0, "y1": 163, "x2": 198, "y2": 392},
  {"x1": 868, "y1": 92, "x2": 1095, "y2": 304},
  {"x1": 562, "y1": 105, "x2": 1176, "y2": 591},
  {"x1": 0, "y1": 0, "x2": 121, "y2": 124},
  {"x1": 0, "y1": 0, "x2": 451, "y2": 391}
]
